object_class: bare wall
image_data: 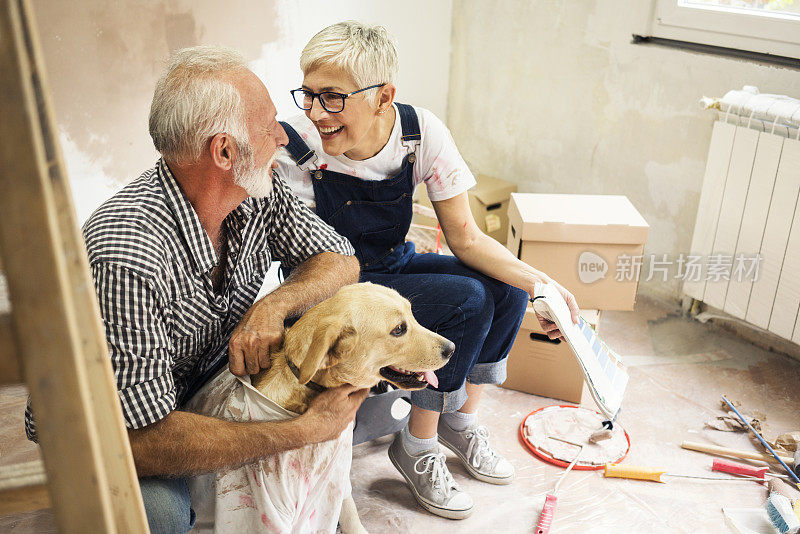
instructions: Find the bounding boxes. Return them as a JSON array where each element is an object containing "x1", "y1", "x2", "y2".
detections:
[
  {"x1": 448, "y1": 0, "x2": 800, "y2": 301},
  {"x1": 31, "y1": 0, "x2": 453, "y2": 222}
]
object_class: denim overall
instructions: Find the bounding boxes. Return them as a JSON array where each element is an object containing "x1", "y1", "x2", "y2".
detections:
[{"x1": 280, "y1": 104, "x2": 527, "y2": 412}]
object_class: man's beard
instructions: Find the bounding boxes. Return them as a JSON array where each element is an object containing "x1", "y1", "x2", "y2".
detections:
[{"x1": 233, "y1": 141, "x2": 275, "y2": 199}]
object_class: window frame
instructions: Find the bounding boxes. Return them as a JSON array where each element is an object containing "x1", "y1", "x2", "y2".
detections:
[{"x1": 647, "y1": 0, "x2": 800, "y2": 59}]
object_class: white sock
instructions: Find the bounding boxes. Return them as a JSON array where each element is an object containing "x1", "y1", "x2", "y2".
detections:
[
  {"x1": 442, "y1": 410, "x2": 477, "y2": 432},
  {"x1": 401, "y1": 425, "x2": 438, "y2": 456}
]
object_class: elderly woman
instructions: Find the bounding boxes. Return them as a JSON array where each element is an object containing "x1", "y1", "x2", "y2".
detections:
[{"x1": 275, "y1": 21, "x2": 580, "y2": 520}]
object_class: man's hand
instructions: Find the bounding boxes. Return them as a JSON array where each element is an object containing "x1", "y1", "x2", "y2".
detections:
[
  {"x1": 535, "y1": 278, "x2": 580, "y2": 342},
  {"x1": 229, "y1": 297, "x2": 287, "y2": 376},
  {"x1": 300, "y1": 385, "x2": 369, "y2": 443}
]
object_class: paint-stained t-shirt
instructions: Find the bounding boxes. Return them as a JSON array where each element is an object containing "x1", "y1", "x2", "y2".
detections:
[
  {"x1": 24, "y1": 159, "x2": 354, "y2": 441},
  {"x1": 275, "y1": 103, "x2": 476, "y2": 210}
]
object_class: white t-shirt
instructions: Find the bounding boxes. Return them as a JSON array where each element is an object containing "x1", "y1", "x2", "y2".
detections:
[{"x1": 276, "y1": 103, "x2": 476, "y2": 210}]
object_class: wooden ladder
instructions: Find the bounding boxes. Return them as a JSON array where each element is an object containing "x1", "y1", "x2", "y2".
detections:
[{"x1": 0, "y1": 0, "x2": 149, "y2": 531}]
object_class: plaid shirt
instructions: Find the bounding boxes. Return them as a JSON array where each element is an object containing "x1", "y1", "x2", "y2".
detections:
[{"x1": 25, "y1": 159, "x2": 353, "y2": 441}]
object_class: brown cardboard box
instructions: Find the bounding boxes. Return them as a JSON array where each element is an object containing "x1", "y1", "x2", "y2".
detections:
[
  {"x1": 469, "y1": 174, "x2": 517, "y2": 242},
  {"x1": 506, "y1": 194, "x2": 649, "y2": 310},
  {"x1": 502, "y1": 306, "x2": 601, "y2": 403},
  {"x1": 412, "y1": 174, "x2": 518, "y2": 245}
]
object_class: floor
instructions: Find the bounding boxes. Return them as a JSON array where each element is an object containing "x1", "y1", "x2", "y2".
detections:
[{"x1": 1, "y1": 294, "x2": 799, "y2": 533}]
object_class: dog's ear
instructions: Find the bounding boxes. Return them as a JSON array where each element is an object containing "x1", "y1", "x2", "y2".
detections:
[{"x1": 298, "y1": 320, "x2": 356, "y2": 384}]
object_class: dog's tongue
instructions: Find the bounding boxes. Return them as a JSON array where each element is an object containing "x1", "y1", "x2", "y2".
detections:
[{"x1": 423, "y1": 370, "x2": 439, "y2": 388}]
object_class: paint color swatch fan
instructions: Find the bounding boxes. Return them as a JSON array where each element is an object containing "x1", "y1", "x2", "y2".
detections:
[{"x1": 531, "y1": 282, "x2": 629, "y2": 426}]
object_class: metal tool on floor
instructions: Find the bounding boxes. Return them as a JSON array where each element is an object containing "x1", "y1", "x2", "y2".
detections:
[
  {"x1": 535, "y1": 437, "x2": 584, "y2": 534},
  {"x1": 721, "y1": 396, "x2": 800, "y2": 485},
  {"x1": 603, "y1": 463, "x2": 763, "y2": 483},
  {"x1": 713, "y1": 458, "x2": 789, "y2": 480}
]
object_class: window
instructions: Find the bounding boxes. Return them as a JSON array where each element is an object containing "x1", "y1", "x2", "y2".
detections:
[{"x1": 646, "y1": 0, "x2": 800, "y2": 59}]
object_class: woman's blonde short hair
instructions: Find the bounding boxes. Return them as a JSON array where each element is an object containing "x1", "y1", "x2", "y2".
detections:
[{"x1": 300, "y1": 21, "x2": 398, "y2": 97}]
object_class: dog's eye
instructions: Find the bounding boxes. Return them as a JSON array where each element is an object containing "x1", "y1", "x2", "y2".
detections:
[{"x1": 390, "y1": 322, "x2": 407, "y2": 337}]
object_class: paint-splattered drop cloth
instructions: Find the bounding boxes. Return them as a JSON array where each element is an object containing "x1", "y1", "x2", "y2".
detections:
[{"x1": 186, "y1": 370, "x2": 352, "y2": 533}]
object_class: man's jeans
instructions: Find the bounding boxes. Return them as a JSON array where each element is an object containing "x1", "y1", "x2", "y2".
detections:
[{"x1": 139, "y1": 477, "x2": 195, "y2": 534}]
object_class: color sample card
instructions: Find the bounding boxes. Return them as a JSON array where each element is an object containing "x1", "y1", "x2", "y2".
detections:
[{"x1": 532, "y1": 282, "x2": 629, "y2": 420}]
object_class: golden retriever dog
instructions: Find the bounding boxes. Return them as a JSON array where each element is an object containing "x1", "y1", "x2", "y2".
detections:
[{"x1": 250, "y1": 282, "x2": 454, "y2": 533}]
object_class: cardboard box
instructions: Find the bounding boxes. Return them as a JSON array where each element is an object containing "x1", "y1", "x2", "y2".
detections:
[
  {"x1": 502, "y1": 306, "x2": 601, "y2": 403},
  {"x1": 412, "y1": 174, "x2": 518, "y2": 245},
  {"x1": 469, "y1": 174, "x2": 517, "y2": 242},
  {"x1": 506, "y1": 194, "x2": 649, "y2": 310}
]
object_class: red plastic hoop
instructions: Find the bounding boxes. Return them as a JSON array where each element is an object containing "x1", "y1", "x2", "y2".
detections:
[{"x1": 518, "y1": 404, "x2": 631, "y2": 471}]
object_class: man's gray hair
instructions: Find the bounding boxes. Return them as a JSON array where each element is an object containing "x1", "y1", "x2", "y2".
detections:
[
  {"x1": 149, "y1": 45, "x2": 250, "y2": 164},
  {"x1": 300, "y1": 21, "x2": 398, "y2": 102}
]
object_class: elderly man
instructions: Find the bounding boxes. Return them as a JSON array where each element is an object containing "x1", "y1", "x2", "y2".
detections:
[{"x1": 24, "y1": 45, "x2": 366, "y2": 533}]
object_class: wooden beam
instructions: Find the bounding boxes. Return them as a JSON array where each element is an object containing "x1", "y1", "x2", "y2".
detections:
[
  {"x1": 0, "y1": 1, "x2": 146, "y2": 531},
  {"x1": 0, "y1": 460, "x2": 50, "y2": 515},
  {"x1": 16, "y1": 0, "x2": 148, "y2": 530},
  {"x1": 0, "y1": 312, "x2": 21, "y2": 384}
]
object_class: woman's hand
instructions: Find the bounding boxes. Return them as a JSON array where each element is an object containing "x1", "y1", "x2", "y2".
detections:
[{"x1": 535, "y1": 277, "x2": 580, "y2": 342}]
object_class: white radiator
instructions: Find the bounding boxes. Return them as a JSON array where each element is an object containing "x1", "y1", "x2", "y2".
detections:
[{"x1": 686, "y1": 94, "x2": 800, "y2": 344}]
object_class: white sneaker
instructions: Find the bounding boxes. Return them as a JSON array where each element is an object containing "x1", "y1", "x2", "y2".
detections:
[
  {"x1": 437, "y1": 422, "x2": 515, "y2": 485},
  {"x1": 388, "y1": 433, "x2": 474, "y2": 519}
]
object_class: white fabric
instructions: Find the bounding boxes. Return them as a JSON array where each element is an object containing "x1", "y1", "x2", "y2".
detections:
[
  {"x1": 711, "y1": 86, "x2": 800, "y2": 131},
  {"x1": 276, "y1": 103, "x2": 476, "y2": 209},
  {"x1": 185, "y1": 371, "x2": 352, "y2": 534}
]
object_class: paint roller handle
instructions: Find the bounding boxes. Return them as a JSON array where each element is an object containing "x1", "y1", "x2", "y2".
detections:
[
  {"x1": 712, "y1": 458, "x2": 769, "y2": 479},
  {"x1": 604, "y1": 463, "x2": 666, "y2": 483},
  {"x1": 535, "y1": 493, "x2": 558, "y2": 534}
]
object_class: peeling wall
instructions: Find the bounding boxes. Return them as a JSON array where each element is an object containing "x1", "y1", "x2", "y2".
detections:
[
  {"x1": 448, "y1": 0, "x2": 800, "y2": 301},
  {"x1": 31, "y1": 0, "x2": 452, "y2": 223}
]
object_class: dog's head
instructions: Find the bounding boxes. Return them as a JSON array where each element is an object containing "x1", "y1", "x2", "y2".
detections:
[{"x1": 284, "y1": 282, "x2": 454, "y2": 390}]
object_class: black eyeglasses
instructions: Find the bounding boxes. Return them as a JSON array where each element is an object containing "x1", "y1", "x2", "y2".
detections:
[{"x1": 290, "y1": 83, "x2": 386, "y2": 113}]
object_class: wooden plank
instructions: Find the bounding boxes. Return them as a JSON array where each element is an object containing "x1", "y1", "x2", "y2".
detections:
[
  {"x1": 683, "y1": 120, "x2": 736, "y2": 300},
  {"x1": 0, "y1": 460, "x2": 50, "y2": 515},
  {"x1": 748, "y1": 137, "x2": 800, "y2": 330},
  {"x1": 0, "y1": 483, "x2": 50, "y2": 515},
  {"x1": 704, "y1": 126, "x2": 759, "y2": 309},
  {"x1": 17, "y1": 1, "x2": 148, "y2": 531},
  {"x1": 0, "y1": 1, "x2": 115, "y2": 531},
  {"x1": 0, "y1": 311, "x2": 22, "y2": 384},
  {"x1": 723, "y1": 132, "x2": 783, "y2": 319}
]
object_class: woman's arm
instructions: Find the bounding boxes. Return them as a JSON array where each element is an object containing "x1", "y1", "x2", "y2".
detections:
[{"x1": 432, "y1": 192, "x2": 580, "y2": 331}]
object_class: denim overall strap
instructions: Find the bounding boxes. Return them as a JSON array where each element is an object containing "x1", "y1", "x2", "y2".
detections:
[
  {"x1": 396, "y1": 102, "x2": 421, "y2": 145},
  {"x1": 279, "y1": 105, "x2": 421, "y2": 272},
  {"x1": 279, "y1": 121, "x2": 318, "y2": 171}
]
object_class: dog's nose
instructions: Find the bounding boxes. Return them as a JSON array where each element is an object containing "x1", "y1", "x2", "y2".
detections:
[{"x1": 441, "y1": 340, "x2": 455, "y2": 360}]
